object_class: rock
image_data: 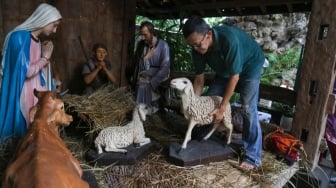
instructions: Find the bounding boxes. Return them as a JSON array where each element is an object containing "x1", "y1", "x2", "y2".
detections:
[{"x1": 225, "y1": 13, "x2": 308, "y2": 52}]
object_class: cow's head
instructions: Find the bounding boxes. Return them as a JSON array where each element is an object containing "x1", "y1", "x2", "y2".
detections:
[
  {"x1": 30, "y1": 89, "x2": 73, "y2": 126},
  {"x1": 47, "y1": 108, "x2": 73, "y2": 126}
]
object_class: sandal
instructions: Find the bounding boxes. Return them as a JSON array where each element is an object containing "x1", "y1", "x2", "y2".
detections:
[{"x1": 238, "y1": 161, "x2": 257, "y2": 172}]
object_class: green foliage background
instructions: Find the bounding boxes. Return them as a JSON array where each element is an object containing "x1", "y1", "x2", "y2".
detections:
[
  {"x1": 262, "y1": 46, "x2": 302, "y2": 85},
  {"x1": 135, "y1": 16, "x2": 223, "y2": 72},
  {"x1": 135, "y1": 16, "x2": 302, "y2": 86}
]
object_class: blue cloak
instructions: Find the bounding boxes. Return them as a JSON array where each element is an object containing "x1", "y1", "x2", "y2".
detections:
[{"x1": 0, "y1": 30, "x2": 31, "y2": 142}]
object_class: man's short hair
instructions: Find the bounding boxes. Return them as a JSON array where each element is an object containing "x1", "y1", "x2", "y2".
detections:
[
  {"x1": 182, "y1": 16, "x2": 210, "y2": 38},
  {"x1": 140, "y1": 21, "x2": 156, "y2": 36}
]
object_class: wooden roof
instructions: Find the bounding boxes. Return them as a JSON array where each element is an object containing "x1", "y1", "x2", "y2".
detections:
[{"x1": 136, "y1": 0, "x2": 312, "y2": 19}]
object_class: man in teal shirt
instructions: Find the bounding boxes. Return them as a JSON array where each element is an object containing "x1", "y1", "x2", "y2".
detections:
[{"x1": 183, "y1": 16, "x2": 265, "y2": 170}]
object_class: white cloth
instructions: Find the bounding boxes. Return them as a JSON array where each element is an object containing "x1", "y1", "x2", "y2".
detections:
[
  {"x1": 263, "y1": 58, "x2": 269, "y2": 68},
  {"x1": 14, "y1": 3, "x2": 62, "y2": 31}
]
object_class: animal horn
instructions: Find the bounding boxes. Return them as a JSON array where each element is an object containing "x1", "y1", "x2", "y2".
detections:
[
  {"x1": 56, "y1": 89, "x2": 69, "y2": 98},
  {"x1": 33, "y1": 88, "x2": 38, "y2": 97}
]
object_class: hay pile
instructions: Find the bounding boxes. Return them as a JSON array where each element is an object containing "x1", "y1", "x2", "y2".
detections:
[
  {"x1": 98, "y1": 149, "x2": 302, "y2": 188},
  {"x1": 62, "y1": 85, "x2": 136, "y2": 135},
  {"x1": 63, "y1": 133, "x2": 256, "y2": 188},
  {"x1": 82, "y1": 112, "x2": 300, "y2": 188},
  {"x1": 103, "y1": 151, "x2": 257, "y2": 188}
]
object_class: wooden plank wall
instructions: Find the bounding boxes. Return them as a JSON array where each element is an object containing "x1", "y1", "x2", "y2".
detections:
[
  {"x1": 0, "y1": 1, "x2": 40, "y2": 50},
  {"x1": 0, "y1": 0, "x2": 136, "y2": 94},
  {"x1": 292, "y1": 0, "x2": 336, "y2": 170}
]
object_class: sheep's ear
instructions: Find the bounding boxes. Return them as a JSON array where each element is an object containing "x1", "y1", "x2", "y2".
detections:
[
  {"x1": 139, "y1": 108, "x2": 147, "y2": 121},
  {"x1": 183, "y1": 84, "x2": 193, "y2": 98}
]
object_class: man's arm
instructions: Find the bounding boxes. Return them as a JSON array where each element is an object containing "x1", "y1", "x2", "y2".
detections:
[
  {"x1": 210, "y1": 74, "x2": 239, "y2": 123},
  {"x1": 83, "y1": 65, "x2": 101, "y2": 84},
  {"x1": 220, "y1": 74, "x2": 239, "y2": 110},
  {"x1": 193, "y1": 73, "x2": 205, "y2": 96}
]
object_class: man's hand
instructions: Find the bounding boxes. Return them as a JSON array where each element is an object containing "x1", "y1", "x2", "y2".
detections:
[
  {"x1": 139, "y1": 77, "x2": 150, "y2": 83},
  {"x1": 138, "y1": 71, "x2": 151, "y2": 83},
  {"x1": 209, "y1": 108, "x2": 225, "y2": 124}
]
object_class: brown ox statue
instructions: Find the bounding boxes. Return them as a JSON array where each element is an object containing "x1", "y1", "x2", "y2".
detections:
[{"x1": 2, "y1": 90, "x2": 89, "y2": 188}]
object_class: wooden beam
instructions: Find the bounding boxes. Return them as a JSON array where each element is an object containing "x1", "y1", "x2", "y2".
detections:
[
  {"x1": 259, "y1": 5, "x2": 267, "y2": 14},
  {"x1": 137, "y1": 0, "x2": 311, "y2": 11},
  {"x1": 259, "y1": 84, "x2": 296, "y2": 106},
  {"x1": 181, "y1": 0, "x2": 311, "y2": 11},
  {"x1": 292, "y1": 0, "x2": 336, "y2": 171},
  {"x1": 120, "y1": 0, "x2": 136, "y2": 86},
  {"x1": 136, "y1": 0, "x2": 312, "y2": 18},
  {"x1": 235, "y1": 7, "x2": 243, "y2": 15},
  {"x1": 286, "y1": 3, "x2": 294, "y2": 12}
]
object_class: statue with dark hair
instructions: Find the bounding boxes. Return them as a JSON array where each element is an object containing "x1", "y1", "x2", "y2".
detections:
[
  {"x1": 82, "y1": 42, "x2": 116, "y2": 95},
  {"x1": 133, "y1": 21, "x2": 170, "y2": 114}
]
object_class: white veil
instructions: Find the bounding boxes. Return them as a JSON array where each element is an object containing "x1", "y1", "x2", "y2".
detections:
[{"x1": 14, "y1": 3, "x2": 62, "y2": 32}]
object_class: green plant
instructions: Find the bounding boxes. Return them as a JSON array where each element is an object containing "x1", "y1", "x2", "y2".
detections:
[
  {"x1": 272, "y1": 102, "x2": 294, "y2": 117},
  {"x1": 262, "y1": 45, "x2": 302, "y2": 85},
  {"x1": 135, "y1": 16, "x2": 223, "y2": 73}
]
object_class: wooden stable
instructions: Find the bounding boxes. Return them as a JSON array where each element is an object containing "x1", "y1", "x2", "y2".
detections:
[{"x1": 0, "y1": 0, "x2": 335, "y2": 172}]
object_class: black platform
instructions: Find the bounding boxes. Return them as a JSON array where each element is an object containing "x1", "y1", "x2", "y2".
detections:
[
  {"x1": 82, "y1": 171, "x2": 99, "y2": 188},
  {"x1": 169, "y1": 139, "x2": 235, "y2": 167},
  {"x1": 86, "y1": 142, "x2": 156, "y2": 166}
]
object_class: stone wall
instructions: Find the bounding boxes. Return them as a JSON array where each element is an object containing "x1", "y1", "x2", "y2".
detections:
[{"x1": 224, "y1": 13, "x2": 309, "y2": 53}]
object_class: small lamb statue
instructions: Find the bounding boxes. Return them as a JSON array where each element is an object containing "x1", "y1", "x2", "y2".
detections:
[
  {"x1": 94, "y1": 104, "x2": 151, "y2": 154},
  {"x1": 170, "y1": 77, "x2": 233, "y2": 152}
]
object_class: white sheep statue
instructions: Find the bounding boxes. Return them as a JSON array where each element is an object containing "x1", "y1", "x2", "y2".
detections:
[
  {"x1": 94, "y1": 104, "x2": 151, "y2": 154},
  {"x1": 170, "y1": 77, "x2": 233, "y2": 152}
]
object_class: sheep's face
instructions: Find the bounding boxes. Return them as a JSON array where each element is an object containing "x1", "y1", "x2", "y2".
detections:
[
  {"x1": 137, "y1": 104, "x2": 149, "y2": 121},
  {"x1": 170, "y1": 78, "x2": 192, "y2": 92}
]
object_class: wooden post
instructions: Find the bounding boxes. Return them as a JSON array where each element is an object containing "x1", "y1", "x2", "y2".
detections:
[
  {"x1": 292, "y1": 0, "x2": 336, "y2": 170},
  {"x1": 119, "y1": 0, "x2": 136, "y2": 86}
]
